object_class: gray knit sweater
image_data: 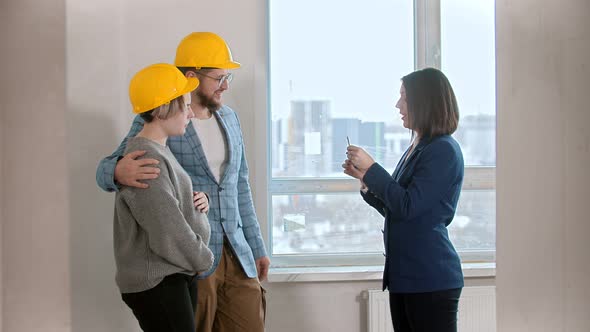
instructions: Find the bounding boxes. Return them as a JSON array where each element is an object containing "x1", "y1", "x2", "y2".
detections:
[{"x1": 113, "y1": 136, "x2": 213, "y2": 293}]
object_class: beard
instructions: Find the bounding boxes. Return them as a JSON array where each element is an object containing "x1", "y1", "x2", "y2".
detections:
[{"x1": 196, "y1": 89, "x2": 222, "y2": 112}]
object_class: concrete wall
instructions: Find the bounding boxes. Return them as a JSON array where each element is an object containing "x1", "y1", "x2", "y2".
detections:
[
  {"x1": 495, "y1": 1, "x2": 590, "y2": 331},
  {"x1": 0, "y1": 11, "x2": 3, "y2": 326},
  {"x1": 0, "y1": 1, "x2": 71, "y2": 331}
]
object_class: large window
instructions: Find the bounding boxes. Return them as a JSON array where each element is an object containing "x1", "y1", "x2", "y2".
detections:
[{"x1": 268, "y1": 0, "x2": 496, "y2": 267}]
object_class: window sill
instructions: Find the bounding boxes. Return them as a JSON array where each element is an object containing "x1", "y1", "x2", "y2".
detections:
[{"x1": 267, "y1": 262, "x2": 495, "y2": 283}]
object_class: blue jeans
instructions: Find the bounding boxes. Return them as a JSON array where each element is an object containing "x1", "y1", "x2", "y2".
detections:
[
  {"x1": 389, "y1": 288, "x2": 462, "y2": 332},
  {"x1": 122, "y1": 273, "x2": 198, "y2": 332}
]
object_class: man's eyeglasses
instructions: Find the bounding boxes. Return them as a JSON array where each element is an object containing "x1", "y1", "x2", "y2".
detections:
[{"x1": 197, "y1": 71, "x2": 234, "y2": 88}]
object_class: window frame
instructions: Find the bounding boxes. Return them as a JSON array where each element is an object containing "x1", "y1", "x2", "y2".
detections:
[{"x1": 264, "y1": 0, "x2": 496, "y2": 269}]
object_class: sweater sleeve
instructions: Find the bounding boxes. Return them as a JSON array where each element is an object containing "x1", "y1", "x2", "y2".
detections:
[{"x1": 121, "y1": 158, "x2": 213, "y2": 273}]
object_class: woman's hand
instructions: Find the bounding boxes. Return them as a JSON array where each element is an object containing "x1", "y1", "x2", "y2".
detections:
[
  {"x1": 346, "y1": 145, "x2": 375, "y2": 171},
  {"x1": 193, "y1": 191, "x2": 209, "y2": 213},
  {"x1": 342, "y1": 159, "x2": 366, "y2": 180}
]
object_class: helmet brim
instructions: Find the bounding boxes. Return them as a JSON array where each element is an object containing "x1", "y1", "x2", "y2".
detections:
[
  {"x1": 224, "y1": 61, "x2": 241, "y2": 69},
  {"x1": 166, "y1": 77, "x2": 199, "y2": 104},
  {"x1": 194, "y1": 61, "x2": 241, "y2": 70},
  {"x1": 162, "y1": 76, "x2": 199, "y2": 107},
  {"x1": 181, "y1": 77, "x2": 200, "y2": 95}
]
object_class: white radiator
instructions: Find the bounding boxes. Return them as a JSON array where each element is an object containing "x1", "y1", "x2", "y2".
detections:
[{"x1": 366, "y1": 286, "x2": 496, "y2": 332}]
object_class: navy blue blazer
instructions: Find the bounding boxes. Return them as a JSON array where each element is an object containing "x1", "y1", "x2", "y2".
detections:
[{"x1": 361, "y1": 135, "x2": 464, "y2": 293}]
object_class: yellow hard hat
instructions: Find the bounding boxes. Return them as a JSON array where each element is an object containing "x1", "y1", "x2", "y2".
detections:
[
  {"x1": 129, "y1": 63, "x2": 199, "y2": 114},
  {"x1": 174, "y1": 32, "x2": 241, "y2": 69}
]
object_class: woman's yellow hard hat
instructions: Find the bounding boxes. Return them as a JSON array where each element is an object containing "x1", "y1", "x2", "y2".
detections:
[{"x1": 129, "y1": 63, "x2": 199, "y2": 114}]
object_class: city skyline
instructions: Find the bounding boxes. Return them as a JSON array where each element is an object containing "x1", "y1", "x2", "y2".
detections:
[{"x1": 272, "y1": 99, "x2": 495, "y2": 178}]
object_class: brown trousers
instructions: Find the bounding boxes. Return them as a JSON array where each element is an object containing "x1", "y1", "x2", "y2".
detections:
[{"x1": 195, "y1": 240, "x2": 266, "y2": 332}]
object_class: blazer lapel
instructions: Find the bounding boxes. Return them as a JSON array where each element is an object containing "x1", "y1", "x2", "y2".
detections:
[
  {"x1": 392, "y1": 147, "x2": 410, "y2": 180},
  {"x1": 214, "y1": 111, "x2": 233, "y2": 185},
  {"x1": 185, "y1": 121, "x2": 219, "y2": 184},
  {"x1": 393, "y1": 139, "x2": 429, "y2": 181}
]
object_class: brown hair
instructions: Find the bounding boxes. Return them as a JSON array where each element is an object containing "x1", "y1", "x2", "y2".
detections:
[
  {"x1": 139, "y1": 95, "x2": 186, "y2": 123},
  {"x1": 402, "y1": 67, "x2": 459, "y2": 138}
]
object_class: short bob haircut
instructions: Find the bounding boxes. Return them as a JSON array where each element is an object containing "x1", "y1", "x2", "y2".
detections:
[
  {"x1": 139, "y1": 94, "x2": 187, "y2": 123},
  {"x1": 401, "y1": 67, "x2": 459, "y2": 138}
]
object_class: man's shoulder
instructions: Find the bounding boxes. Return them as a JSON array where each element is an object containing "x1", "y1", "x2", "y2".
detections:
[{"x1": 217, "y1": 105, "x2": 238, "y2": 120}]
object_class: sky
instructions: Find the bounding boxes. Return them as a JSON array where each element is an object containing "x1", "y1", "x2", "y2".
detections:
[{"x1": 269, "y1": 0, "x2": 496, "y2": 124}]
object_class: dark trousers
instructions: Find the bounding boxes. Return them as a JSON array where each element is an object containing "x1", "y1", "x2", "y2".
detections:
[
  {"x1": 389, "y1": 288, "x2": 462, "y2": 332},
  {"x1": 122, "y1": 273, "x2": 198, "y2": 332}
]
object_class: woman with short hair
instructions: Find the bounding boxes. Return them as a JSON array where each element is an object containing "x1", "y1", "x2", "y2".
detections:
[{"x1": 113, "y1": 63, "x2": 213, "y2": 332}]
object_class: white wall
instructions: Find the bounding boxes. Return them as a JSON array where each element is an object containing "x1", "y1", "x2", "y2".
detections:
[
  {"x1": 1, "y1": 0, "x2": 590, "y2": 331},
  {"x1": 0, "y1": 1, "x2": 71, "y2": 331},
  {"x1": 0, "y1": 10, "x2": 4, "y2": 324},
  {"x1": 64, "y1": 0, "x2": 266, "y2": 331},
  {"x1": 0, "y1": 22, "x2": 3, "y2": 330},
  {"x1": 496, "y1": 0, "x2": 590, "y2": 331}
]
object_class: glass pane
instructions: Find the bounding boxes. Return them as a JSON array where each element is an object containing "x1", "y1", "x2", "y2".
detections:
[
  {"x1": 269, "y1": 0, "x2": 415, "y2": 178},
  {"x1": 271, "y1": 190, "x2": 495, "y2": 258},
  {"x1": 271, "y1": 193, "x2": 385, "y2": 255},
  {"x1": 442, "y1": 0, "x2": 496, "y2": 166},
  {"x1": 449, "y1": 190, "x2": 496, "y2": 254}
]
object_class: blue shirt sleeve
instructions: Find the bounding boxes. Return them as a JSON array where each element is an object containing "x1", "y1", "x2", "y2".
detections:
[{"x1": 95, "y1": 115, "x2": 145, "y2": 192}]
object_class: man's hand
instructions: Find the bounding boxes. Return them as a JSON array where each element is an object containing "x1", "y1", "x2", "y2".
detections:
[
  {"x1": 255, "y1": 256, "x2": 271, "y2": 282},
  {"x1": 114, "y1": 150, "x2": 160, "y2": 189},
  {"x1": 193, "y1": 191, "x2": 209, "y2": 213}
]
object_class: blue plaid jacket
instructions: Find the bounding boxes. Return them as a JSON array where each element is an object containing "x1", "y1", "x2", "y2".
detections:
[{"x1": 97, "y1": 105, "x2": 267, "y2": 279}]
